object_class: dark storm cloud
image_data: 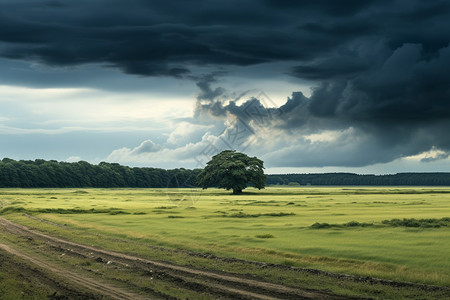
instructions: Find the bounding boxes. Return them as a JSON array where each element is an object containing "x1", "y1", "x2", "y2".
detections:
[
  {"x1": 2, "y1": 0, "x2": 450, "y2": 167},
  {"x1": 193, "y1": 41, "x2": 450, "y2": 167},
  {"x1": 4, "y1": 0, "x2": 449, "y2": 78},
  {"x1": 193, "y1": 73, "x2": 226, "y2": 102},
  {"x1": 262, "y1": 0, "x2": 381, "y2": 15},
  {"x1": 0, "y1": 0, "x2": 278, "y2": 77},
  {"x1": 270, "y1": 41, "x2": 450, "y2": 165}
]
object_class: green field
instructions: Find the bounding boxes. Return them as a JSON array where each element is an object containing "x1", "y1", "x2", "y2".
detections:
[{"x1": 1, "y1": 187, "x2": 449, "y2": 289}]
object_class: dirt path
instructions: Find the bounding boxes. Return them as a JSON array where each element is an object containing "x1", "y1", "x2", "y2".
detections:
[
  {"x1": 0, "y1": 243, "x2": 152, "y2": 300},
  {"x1": 0, "y1": 216, "x2": 353, "y2": 299}
]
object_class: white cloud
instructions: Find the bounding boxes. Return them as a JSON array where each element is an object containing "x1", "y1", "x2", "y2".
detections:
[
  {"x1": 166, "y1": 122, "x2": 213, "y2": 146},
  {"x1": 107, "y1": 134, "x2": 217, "y2": 168},
  {"x1": 303, "y1": 129, "x2": 350, "y2": 143},
  {"x1": 129, "y1": 140, "x2": 162, "y2": 154},
  {"x1": 404, "y1": 147, "x2": 449, "y2": 162},
  {"x1": 106, "y1": 118, "x2": 259, "y2": 168}
]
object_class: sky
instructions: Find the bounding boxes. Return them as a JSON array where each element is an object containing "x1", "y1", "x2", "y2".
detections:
[{"x1": 1, "y1": 0, "x2": 450, "y2": 174}]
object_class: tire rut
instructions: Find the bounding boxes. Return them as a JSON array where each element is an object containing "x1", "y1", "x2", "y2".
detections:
[
  {"x1": 0, "y1": 243, "x2": 152, "y2": 300},
  {"x1": 0, "y1": 216, "x2": 359, "y2": 299}
]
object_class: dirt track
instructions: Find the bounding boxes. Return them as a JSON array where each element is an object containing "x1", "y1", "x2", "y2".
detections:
[
  {"x1": 0, "y1": 243, "x2": 151, "y2": 300},
  {"x1": 0, "y1": 216, "x2": 355, "y2": 299}
]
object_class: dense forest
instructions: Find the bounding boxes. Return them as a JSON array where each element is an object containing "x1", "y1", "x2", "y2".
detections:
[
  {"x1": 1, "y1": 158, "x2": 449, "y2": 188},
  {"x1": 267, "y1": 172, "x2": 450, "y2": 186},
  {"x1": 0, "y1": 158, "x2": 200, "y2": 188}
]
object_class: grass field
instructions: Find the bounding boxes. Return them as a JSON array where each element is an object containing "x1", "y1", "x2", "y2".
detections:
[{"x1": 1, "y1": 186, "x2": 449, "y2": 289}]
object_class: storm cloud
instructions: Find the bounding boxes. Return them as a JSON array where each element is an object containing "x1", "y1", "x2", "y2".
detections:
[
  {"x1": 192, "y1": 41, "x2": 450, "y2": 167},
  {"x1": 2, "y1": 0, "x2": 448, "y2": 77},
  {"x1": 1, "y1": 0, "x2": 450, "y2": 169}
]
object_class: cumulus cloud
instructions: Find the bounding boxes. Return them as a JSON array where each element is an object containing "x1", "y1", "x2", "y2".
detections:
[
  {"x1": 166, "y1": 122, "x2": 213, "y2": 146},
  {"x1": 107, "y1": 134, "x2": 222, "y2": 168},
  {"x1": 107, "y1": 140, "x2": 162, "y2": 161},
  {"x1": 131, "y1": 140, "x2": 161, "y2": 154}
]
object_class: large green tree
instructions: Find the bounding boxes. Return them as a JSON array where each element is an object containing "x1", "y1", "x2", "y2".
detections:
[{"x1": 197, "y1": 150, "x2": 266, "y2": 194}]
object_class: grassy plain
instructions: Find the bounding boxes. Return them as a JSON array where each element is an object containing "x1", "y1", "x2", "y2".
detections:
[{"x1": 1, "y1": 186, "x2": 449, "y2": 289}]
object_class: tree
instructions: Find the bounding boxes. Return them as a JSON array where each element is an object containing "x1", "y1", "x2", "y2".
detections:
[{"x1": 196, "y1": 150, "x2": 266, "y2": 194}]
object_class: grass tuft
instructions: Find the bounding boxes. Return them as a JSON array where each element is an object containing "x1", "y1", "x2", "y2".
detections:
[
  {"x1": 0, "y1": 206, "x2": 26, "y2": 214},
  {"x1": 226, "y1": 212, "x2": 295, "y2": 218},
  {"x1": 310, "y1": 221, "x2": 373, "y2": 229},
  {"x1": 255, "y1": 234, "x2": 275, "y2": 239},
  {"x1": 382, "y1": 217, "x2": 450, "y2": 228}
]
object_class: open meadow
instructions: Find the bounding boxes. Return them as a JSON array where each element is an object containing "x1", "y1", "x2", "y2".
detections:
[{"x1": 1, "y1": 187, "x2": 450, "y2": 299}]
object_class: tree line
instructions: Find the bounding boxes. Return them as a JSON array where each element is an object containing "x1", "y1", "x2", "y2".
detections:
[
  {"x1": 1, "y1": 158, "x2": 449, "y2": 188},
  {"x1": 0, "y1": 158, "x2": 200, "y2": 188},
  {"x1": 267, "y1": 172, "x2": 450, "y2": 186}
]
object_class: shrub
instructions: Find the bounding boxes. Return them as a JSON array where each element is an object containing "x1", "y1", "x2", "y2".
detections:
[
  {"x1": 255, "y1": 234, "x2": 275, "y2": 238},
  {"x1": 382, "y1": 217, "x2": 450, "y2": 228},
  {"x1": 108, "y1": 210, "x2": 130, "y2": 215},
  {"x1": 310, "y1": 222, "x2": 331, "y2": 229},
  {"x1": 0, "y1": 206, "x2": 26, "y2": 214},
  {"x1": 226, "y1": 212, "x2": 295, "y2": 218},
  {"x1": 344, "y1": 221, "x2": 373, "y2": 227},
  {"x1": 310, "y1": 221, "x2": 373, "y2": 229},
  {"x1": 345, "y1": 221, "x2": 360, "y2": 227}
]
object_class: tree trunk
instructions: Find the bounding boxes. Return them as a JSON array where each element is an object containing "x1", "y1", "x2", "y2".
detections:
[{"x1": 232, "y1": 188, "x2": 242, "y2": 195}]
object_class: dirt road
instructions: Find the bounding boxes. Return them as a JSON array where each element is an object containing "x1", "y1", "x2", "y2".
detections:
[
  {"x1": 0, "y1": 216, "x2": 354, "y2": 299},
  {"x1": 0, "y1": 243, "x2": 152, "y2": 300}
]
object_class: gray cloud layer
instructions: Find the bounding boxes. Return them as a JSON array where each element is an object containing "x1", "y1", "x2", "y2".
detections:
[{"x1": 2, "y1": 0, "x2": 448, "y2": 77}]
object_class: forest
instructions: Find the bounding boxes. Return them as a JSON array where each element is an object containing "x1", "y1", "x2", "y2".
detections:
[
  {"x1": 267, "y1": 172, "x2": 450, "y2": 186},
  {"x1": 0, "y1": 158, "x2": 200, "y2": 188},
  {"x1": 0, "y1": 158, "x2": 449, "y2": 188}
]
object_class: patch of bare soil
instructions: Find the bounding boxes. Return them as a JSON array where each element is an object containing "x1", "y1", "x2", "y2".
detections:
[
  {"x1": 0, "y1": 216, "x2": 358, "y2": 299},
  {"x1": 0, "y1": 247, "x2": 100, "y2": 299},
  {"x1": 0, "y1": 243, "x2": 151, "y2": 300}
]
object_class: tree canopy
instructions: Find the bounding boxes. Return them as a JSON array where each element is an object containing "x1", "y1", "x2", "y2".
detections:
[{"x1": 196, "y1": 150, "x2": 266, "y2": 194}]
